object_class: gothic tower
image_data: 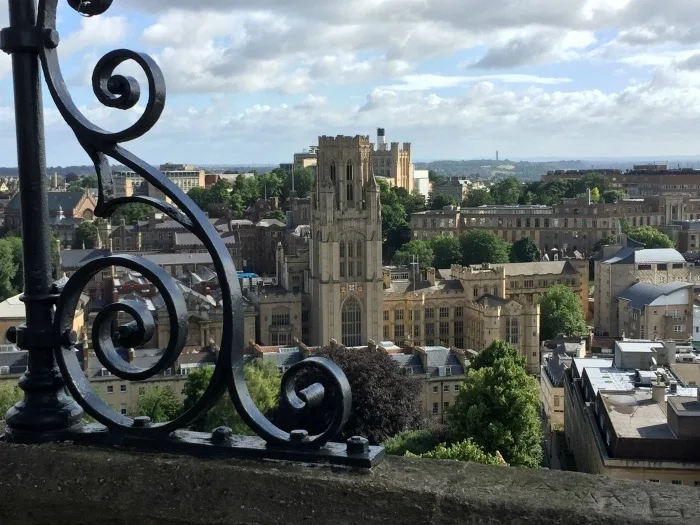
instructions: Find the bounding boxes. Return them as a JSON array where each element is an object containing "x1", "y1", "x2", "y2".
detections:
[{"x1": 310, "y1": 135, "x2": 383, "y2": 347}]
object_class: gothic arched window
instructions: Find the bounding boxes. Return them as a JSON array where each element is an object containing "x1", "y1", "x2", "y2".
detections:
[
  {"x1": 342, "y1": 297, "x2": 362, "y2": 347},
  {"x1": 330, "y1": 161, "x2": 337, "y2": 184},
  {"x1": 346, "y1": 161, "x2": 354, "y2": 202}
]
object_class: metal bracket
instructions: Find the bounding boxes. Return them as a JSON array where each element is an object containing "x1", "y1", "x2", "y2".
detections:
[
  {"x1": 0, "y1": 26, "x2": 58, "y2": 54},
  {"x1": 3, "y1": 424, "x2": 386, "y2": 469}
]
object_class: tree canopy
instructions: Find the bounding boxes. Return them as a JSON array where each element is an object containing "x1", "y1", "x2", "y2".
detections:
[
  {"x1": 183, "y1": 360, "x2": 281, "y2": 434},
  {"x1": 490, "y1": 177, "x2": 521, "y2": 205},
  {"x1": 393, "y1": 240, "x2": 434, "y2": 269},
  {"x1": 459, "y1": 230, "x2": 511, "y2": 266},
  {"x1": 627, "y1": 226, "x2": 675, "y2": 249},
  {"x1": 510, "y1": 237, "x2": 540, "y2": 263},
  {"x1": 283, "y1": 168, "x2": 314, "y2": 199},
  {"x1": 428, "y1": 193, "x2": 456, "y2": 210},
  {"x1": 447, "y1": 340, "x2": 542, "y2": 467},
  {"x1": 430, "y1": 235, "x2": 462, "y2": 269},
  {"x1": 111, "y1": 203, "x2": 152, "y2": 224},
  {"x1": 131, "y1": 385, "x2": 183, "y2": 423},
  {"x1": 302, "y1": 345, "x2": 425, "y2": 444},
  {"x1": 462, "y1": 188, "x2": 494, "y2": 207},
  {"x1": 74, "y1": 221, "x2": 98, "y2": 249},
  {"x1": 539, "y1": 284, "x2": 587, "y2": 341},
  {"x1": 602, "y1": 189, "x2": 628, "y2": 203},
  {"x1": 378, "y1": 179, "x2": 427, "y2": 261},
  {"x1": 592, "y1": 235, "x2": 617, "y2": 254},
  {"x1": 0, "y1": 382, "x2": 23, "y2": 420}
]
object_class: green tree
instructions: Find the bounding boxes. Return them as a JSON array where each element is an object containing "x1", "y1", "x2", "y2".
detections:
[
  {"x1": 232, "y1": 175, "x2": 261, "y2": 207},
  {"x1": 430, "y1": 235, "x2": 462, "y2": 269},
  {"x1": 187, "y1": 186, "x2": 213, "y2": 211},
  {"x1": 490, "y1": 177, "x2": 522, "y2": 205},
  {"x1": 111, "y1": 203, "x2": 152, "y2": 224},
  {"x1": 602, "y1": 189, "x2": 628, "y2": 203},
  {"x1": 283, "y1": 168, "x2": 314, "y2": 199},
  {"x1": 393, "y1": 240, "x2": 434, "y2": 269},
  {"x1": 80, "y1": 174, "x2": 98, "y2": 188},
  {"x1": 539, "y1": 284, "x2": 587, "y2": 341},
  {"x1": 510, "y1": 237, "x2": 540, "y2": 263},
  {"x1": 74, "y1": 221, "x2": 98, "y2": 249},
  {"x1": 378, "y1": 179, "x2": 410, "y2": 261},
  {"x1": 66, "y1": 180, "x2": 85, "y2": 193},
  {"x1": 592, "y1": 235, "x2": 617, "y2": 254},
  {"x1": 590, "y1": 187, "x2": 601, "y2": 202},
  {"x1": 627, "y1": 226, "x2": 675, "y2": 249},
  {"x1": 447, "y1": 340, "x2": 542, "y2": 468},
  {"x1": 428, "y1": 193, "x2": 456, "y2": 210},
  {"x1": 383, "y1": 429, "x2": 443, "y2": 456},
  {"x1": 0, "y1": 382, "x2": 23, "y2": 420},
  {"x1": 459, "y1": 231, "x2": 510, "y2": 266},
  {"x1": 0, "y1": 238, "x2": 18, "y2": 300},
  {"x1": 184, "y1": 360, "x2": 281, "y2": 435},
  {"x1": 258, "y1": 171, "x2": 284, "y2": 200},
  {"x1": 4, "y1": 236, "x2": 23, "y2": 293},
  {"x1": 301, "y1": 345, "x2": 424, "y2": 444},
  {"x1": 417, "y1": 440, "x2": 505, "y2": 465},
  {"x1": 263, "y1": 210, "x2": 286, "y2": 222},
  {"x1": 131, "y1": 385, "x2": 183, "y2": 423},
  {"x1": 463, "y1": 188, "x2": 494, "y2": 207}
]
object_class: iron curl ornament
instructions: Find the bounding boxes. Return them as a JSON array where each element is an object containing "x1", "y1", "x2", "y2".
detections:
[{"x1": 0, "y1": 0, "x2": 383, "y2": 467}]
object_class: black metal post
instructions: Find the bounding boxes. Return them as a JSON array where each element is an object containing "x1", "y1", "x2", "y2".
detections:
[{"x1": 2, "y1": 0, "x2": 82, "y2": 438}]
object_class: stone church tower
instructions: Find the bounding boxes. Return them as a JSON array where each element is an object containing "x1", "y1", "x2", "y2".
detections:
[{"x1": 310, "y1": 135, "x2": 383, "y2": 346}]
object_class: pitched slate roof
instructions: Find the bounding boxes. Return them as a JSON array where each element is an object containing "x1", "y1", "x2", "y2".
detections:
[
  {"x1": 8, "y1": 191, "x2": 85, "y2": 212},
  {"x1": 424, "y1": 347, "x2": 465, "y2": 377},
  {"x1": 391, "y1": 353, "x2": 425, "y2": 373}
]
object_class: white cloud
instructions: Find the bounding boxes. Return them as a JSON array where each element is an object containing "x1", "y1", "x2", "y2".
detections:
[
  {"x1": 59, "y1": 16, "x2": 128, "y2": 56},
  {"x1": 384, "y1": 73, "x2": 572, "y2": 91}
]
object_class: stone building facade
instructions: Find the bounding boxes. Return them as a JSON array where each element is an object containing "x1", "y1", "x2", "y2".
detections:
[
  {"x1": 594, "y1": 243, "x2": 700, "y2": 337},
  {"x1": 113, "y1": 164, "x2": 206, "y2": 201},
  {"x1": 370, "y1": 128, "x2": 413, "y2": 192},
  {"x1": 310, "y1": 135, "x2": 384, "y2": 346},
  {"x1": 411, "y1": 194, "x2": 690, "y2": 255}
]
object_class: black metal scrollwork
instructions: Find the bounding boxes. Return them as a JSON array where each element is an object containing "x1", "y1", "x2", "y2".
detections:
[{"x1": 2, "y1": 0, "x2": 379, "y2": 464}]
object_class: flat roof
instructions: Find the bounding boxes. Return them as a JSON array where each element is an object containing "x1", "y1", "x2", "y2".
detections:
[{"x1": 602, "y1": 391, "x2": 677, "y2": 439}]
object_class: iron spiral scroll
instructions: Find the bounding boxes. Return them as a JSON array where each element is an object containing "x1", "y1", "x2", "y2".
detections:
[{"x1": 18, "y1": 0, "x2": 383, "y2": 466}]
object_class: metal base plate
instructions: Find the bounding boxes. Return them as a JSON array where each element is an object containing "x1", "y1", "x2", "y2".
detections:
[{"x1": 2, "y1": 424, "x2": 385, "y2": 468}]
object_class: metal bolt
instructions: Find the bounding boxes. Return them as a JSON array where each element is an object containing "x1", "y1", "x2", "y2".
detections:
[
  {"x1": 290, "y1": 429, "x2": 309, "y2": 443},
  {"x1": 6, "y1": 326, "x2": 17, "y2": 344},
  {"x1": 211, "y1": 426, "x2": 233, "y2": 444},
  {"x1": 60, "y1": 329, "x2": 78, "y2": 347},
  {"x1": 43, "y1": 29, "x2": 59, "y2": 49},
  {"x1": 346, "y1": 436, "x2": 369, "y2": 455},
  {"x1": 133, "y1": 416, "x2": 151, "y2": 428}
]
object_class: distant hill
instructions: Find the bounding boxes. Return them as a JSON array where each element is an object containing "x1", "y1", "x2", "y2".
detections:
[{"x1": 414, "y1": 159, "x2": 589, "y2": 180}]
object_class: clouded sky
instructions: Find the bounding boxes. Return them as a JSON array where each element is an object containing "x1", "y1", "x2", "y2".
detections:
[{"x1": 0, "y1": 0, "x2": 697, "y2": 166}]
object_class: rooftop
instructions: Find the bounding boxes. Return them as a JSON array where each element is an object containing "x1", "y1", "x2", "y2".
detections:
[
  {"x1": 617, "y1": 281, "x2": 691, "y2": 309},
  {"x1": 600, "y1": 247, "x2": 686, "y2": 265}
]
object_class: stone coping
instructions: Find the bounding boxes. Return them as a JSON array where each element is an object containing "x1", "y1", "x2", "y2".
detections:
[{"x1": 0, "y1": 442, "x2": 697, "y2": 524}]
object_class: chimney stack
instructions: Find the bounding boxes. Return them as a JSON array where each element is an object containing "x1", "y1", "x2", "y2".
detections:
[{"x1": 652, "y1": 378, "x2": 666, "y2": 406}]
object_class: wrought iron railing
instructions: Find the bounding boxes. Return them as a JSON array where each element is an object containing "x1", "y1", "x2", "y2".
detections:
[{"x1": 0, "y1": 0, "x2": 382, "y2": 468}]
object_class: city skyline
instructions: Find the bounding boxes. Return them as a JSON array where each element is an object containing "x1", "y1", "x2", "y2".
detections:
[{"x1": 0, "y1": 1, "x2": 698, "y2": 165}]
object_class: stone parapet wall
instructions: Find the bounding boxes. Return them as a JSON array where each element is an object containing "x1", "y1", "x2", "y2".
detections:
[{"x1": 0, "y1": 442, "x2": 696, "y2": 524}]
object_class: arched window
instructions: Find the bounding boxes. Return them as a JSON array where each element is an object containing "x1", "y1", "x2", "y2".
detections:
[
  {"x1": 330, "y1": 161, "x2": 337, "y2": 184},
  {"x1": 346, "y1": 161, "x2": 354, "y2": 202},
  {"x1": 342, "y1": 297, "x2": 362, "y2": 347}
]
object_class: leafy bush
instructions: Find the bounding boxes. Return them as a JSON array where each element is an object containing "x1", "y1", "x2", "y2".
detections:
[{"x1": 383, "y1": 429, "x2": 443, "y2": 456}]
